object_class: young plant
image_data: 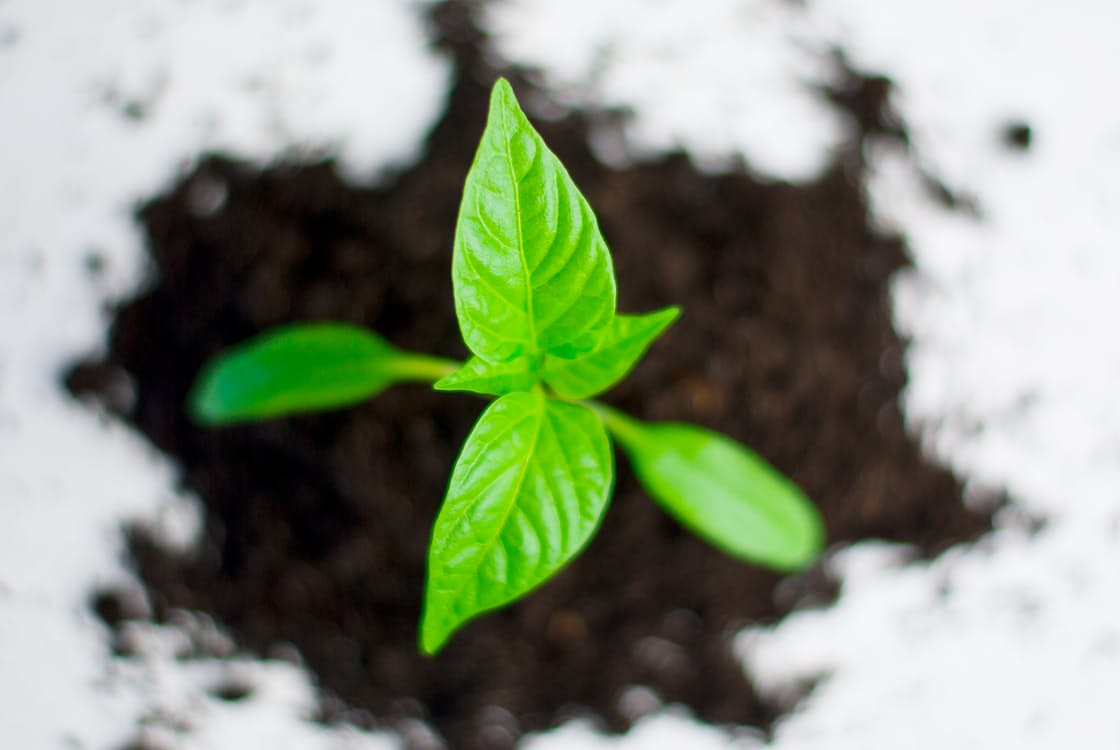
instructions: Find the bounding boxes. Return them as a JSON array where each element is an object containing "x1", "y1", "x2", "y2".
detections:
[{"x1": 190, "y1": 79, "x2": 824, "y2": 654}]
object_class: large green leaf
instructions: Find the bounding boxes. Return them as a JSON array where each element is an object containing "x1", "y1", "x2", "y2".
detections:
[
  {"x1": 543, "y1": 307, "x2": 680, "y2": 400},
  {"x1": 189, "y1": 323, "x2": 457, "y2": 424},
  {"x1": 452, "y1": 78, "x2": 617, "y2": 364},
  {"x1": 598, "y1": 406, "x2": 823, "y2": 571},
  {"x1": 422, "y1": 390, "x2": 613, "y2": 654},
  {"x1": 434, "y1": 354, "x2": 538, "y2": 397}
]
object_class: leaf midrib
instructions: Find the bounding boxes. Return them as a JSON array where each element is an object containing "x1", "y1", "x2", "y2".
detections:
[
  {"x1": 445, "y1": 394, "x2": 546, "y2": 614},
  {"x1": 501, "y1": 95, "x2": 538, "y2": 354},
  {"x1": 653, "y1": 445, "x2": 798, "y2": 552}
]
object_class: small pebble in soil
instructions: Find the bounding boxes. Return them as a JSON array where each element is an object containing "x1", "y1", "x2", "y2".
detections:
[
  {"x1": 545, "y1": 609, "x2": 588, "y2": 643},
  {"x1": 398, "y1": 718, "x2": 444, "y2": 750},
  {"x1": 618, "y1": 685, "x2": 662, "y2": 722},
  {"x1": 266, "y1": 640, "x2": 304, "y2": 666},
  {"x1": 661, "y1": 608, "x2": 703, "y2": 641},
  {"x1": 65, "y1": 362, "x2": 137, "y2": 415},
  {"x1": 121, "y1": 100, "x2": 147, "y2": 122},
  {"x1": 90, "y1": 586, "x2": 150, "y2": 628},
  {"x1": 90, "y1": 586, "x2": 152, "y2": 658},
  {"x1": 632, "y1": 636, "x2": 690, "y2": 680},
  {"x1": 477, "y1": 706, "x2": 519, "y2": 749},
  {"x1": 1002, "y1": 120, "x2": 1033, "y2": 150},
  {"x1": 84, "y1": 251, "x2": 107, "y2": 276},
  {"x1": 186, "y1": 175, "x2": 229, "y2": 218},
  {"x1": 167, "y1": 609, "x2": 236, "y2": 659},
  {"x1": 210, "y1": 679, "x2": 254, "y2": 702}
]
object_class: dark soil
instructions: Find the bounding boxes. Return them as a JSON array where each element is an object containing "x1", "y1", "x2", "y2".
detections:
[{"x1": 68, "y1": 3, "x2": 992, "y2": 748}]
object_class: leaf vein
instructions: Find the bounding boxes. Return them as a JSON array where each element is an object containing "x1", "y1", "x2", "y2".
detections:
[
  {"x1": 501, "y1": 95, "x2": 537, "y2": 349},
  {"x1": 461, "y1": 243, "x2": 526, "y2": 314},
  {"x1": 439, "y1": 394, "x2": 546, "y2": 614}
]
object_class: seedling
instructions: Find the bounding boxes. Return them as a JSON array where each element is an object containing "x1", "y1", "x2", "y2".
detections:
[{"x1": 190, "y1": 79, "x2": 824, "y2": 654}]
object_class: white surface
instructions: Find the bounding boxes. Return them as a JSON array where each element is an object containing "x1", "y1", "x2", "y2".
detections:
[
  {"x1": 526, "y1": 712, "x2": 763, "y2": 750},
  {"x1": 3, "y1": 0, "x2": 1120, "y2": 748},
  {"x1": 486, "y1": 0, "x2": 842, "y2": 179}
]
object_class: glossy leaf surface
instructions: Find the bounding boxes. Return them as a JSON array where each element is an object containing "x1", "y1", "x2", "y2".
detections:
[
  {"x1": 602, "y1": 409, "x2": 823, "y2": 571},
  {"x1": 543, "y1": 307, "x2": 680, "y2": 400},
  {"x1": 190, "y1": 324, "x2": 453, "y2": 424},
  {"x1": 434, "y1": 355, "x2": 538, "y2": 396},
  {"x1": 422, "y1": 391, "x2": 613, "y2": 653},
  {"x1": 452, "y1": 78, "x2": 616, "y2": 364}
]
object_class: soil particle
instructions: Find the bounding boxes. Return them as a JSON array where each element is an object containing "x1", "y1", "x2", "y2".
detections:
[{"x1": 1003, "y1": 120, "x2": 1033, "y2": 151}]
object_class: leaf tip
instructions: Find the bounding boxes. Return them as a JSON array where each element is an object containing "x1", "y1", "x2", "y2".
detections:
[
  {"x1": 759, "y1": 488, "x2": 827, "y2": 573},
  {"x1": 656, "y1": 305, "x2": 683, "y2": 330},
  {"x1": 489, "y1": 77, "x2": 527, "y2": 125},
  {"x1": 796, "y1": 509, "x2": 828, "y2": 568},
  {"x1": 491, "y1": 76, "x2": 515, "y2": 103},
  {"x1": 431, "y1": 373, "x2": 457, "y2": 392},
  {"x1": 187, "y1": 362, "x2": 233, "y2": 426},
  {"x1": 419, "y1": 607, "x2": 454, "y2": 657}
]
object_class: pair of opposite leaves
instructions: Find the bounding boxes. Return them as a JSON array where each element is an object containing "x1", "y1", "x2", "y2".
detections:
[{"x1": 191, "y1": 79, "x2": 823, "y2": 655}]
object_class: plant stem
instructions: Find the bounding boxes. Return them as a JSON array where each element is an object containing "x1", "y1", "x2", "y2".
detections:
[
  {"x1": 392, "y1": 354, "x2": 462, "y2": 383},
  {"x1": 582, "y1": 399, "x2": 649, "y2": 449}
]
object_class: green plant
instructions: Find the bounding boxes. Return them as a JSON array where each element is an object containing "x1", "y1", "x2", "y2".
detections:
[{"x1": 190, "y1": 78, "x2": 824, "y2": 655}]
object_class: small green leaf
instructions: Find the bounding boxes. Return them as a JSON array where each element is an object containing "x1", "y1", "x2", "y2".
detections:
[
  {"x1": 422, "y1": 391, "x2": 613, "y2": 654},
  {"x1": 190, "y1": 323, "x2": 456, "y2": 424},
  {"x1": 434, "y1": 355, "x2": 538, "y2": 396},
  {"x1": 599, "y1": 407, "x2": 823, "y2": 571},
  {"x1": 543, "y1": 307, "x2": 680, "y2": 400},
  {"x1": 452, "y1": 78, "x2": 617, "y2": 364}
]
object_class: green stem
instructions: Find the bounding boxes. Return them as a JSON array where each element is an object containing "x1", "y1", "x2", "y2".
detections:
[
  {"x1": 391, "y1": 354, "x2": 462, "y2": 383},
  {"x1": 412, "y1": 358, "x2": 653, "y2": 451},
  {"x1": 582, "y1": 399, "x2": 649, "y2": 450}
]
